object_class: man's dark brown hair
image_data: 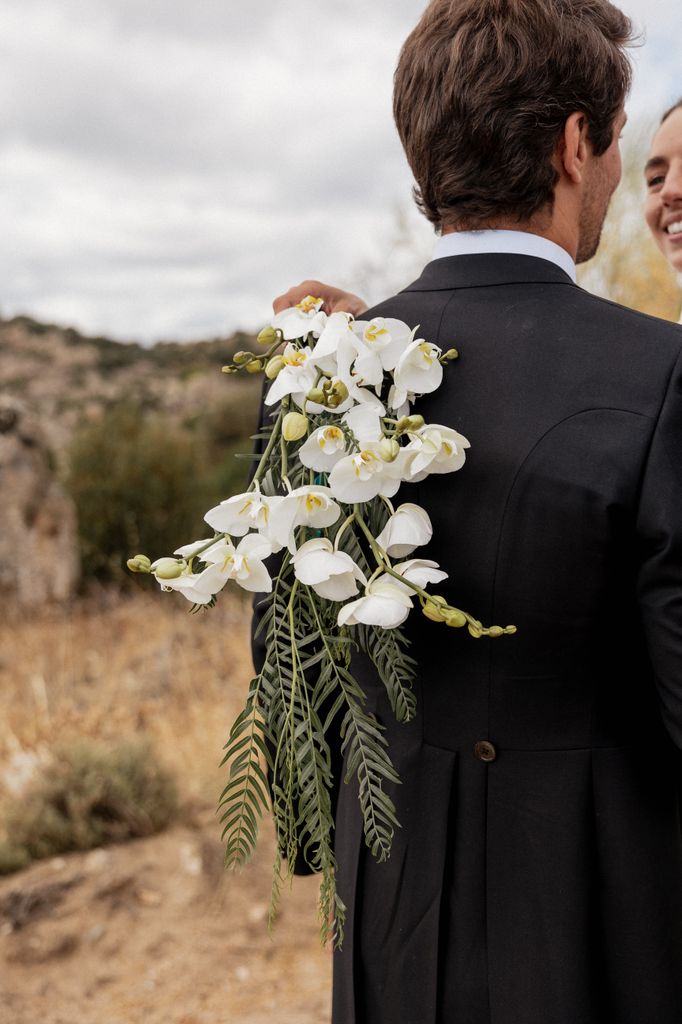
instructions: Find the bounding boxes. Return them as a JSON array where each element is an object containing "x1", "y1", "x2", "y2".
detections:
[{"x1": 393, "y1": 0, "x2": 635, "y2": 231}]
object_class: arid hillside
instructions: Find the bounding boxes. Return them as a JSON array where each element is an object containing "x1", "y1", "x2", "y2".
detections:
[{"x1": 0, "y1": 315, "x2": 261, "y2": 460}]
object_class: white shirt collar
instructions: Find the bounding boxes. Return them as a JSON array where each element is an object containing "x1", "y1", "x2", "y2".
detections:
[{"x1": 433, "y1": 229, "x2": 577, "y2": 283}]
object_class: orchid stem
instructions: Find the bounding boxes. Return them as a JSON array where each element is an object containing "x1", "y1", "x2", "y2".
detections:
[{"x1": 251, "y1": 406, "x2": 285, "y2": 488}]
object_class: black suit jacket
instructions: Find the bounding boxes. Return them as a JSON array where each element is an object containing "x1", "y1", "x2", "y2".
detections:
[{"x1": 254, "y1": 254, "x2": 682, "y2": 1024}]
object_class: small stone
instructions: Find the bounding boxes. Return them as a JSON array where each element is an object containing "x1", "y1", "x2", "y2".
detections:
[
  {"x1": 135, "y1": 886, "x2": 162, "y2": 907},
  {"x1": 179, "y1": 842, "x2": 202, "y2": 877},
  {"x1": 84, "y1": 849, "x2": 111, "y2": 873},
  {"x1": 247, "y1": 903, "x2": 268, "y2": 925}
]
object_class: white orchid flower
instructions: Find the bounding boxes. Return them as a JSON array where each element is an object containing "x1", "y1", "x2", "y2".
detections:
[
  {"x1": 405, "y1": 424, "x2": 471, "y2": 481},
  {"x1": 309, "y1": 312, "x2": 356, "y2": 375},
  {"x1": 299, "y1": 425, "x2": 348, "y2": 472},
  {"x1": 375, "y1": 503, "x2": 433, "y2": 557},
  {"x1": 311, "y1": 324, "x2": 390, "y2": 412},
  {"x1": 342, "y1": 403, "x2": 383, "y2": 445},
  {"x1": 204, "y1": 488, "x2": 284, "y2": 543},
  {"x1": 196, "y1": 533, "x2": 273, "y2": 594},
  {"x1": 382, "y1": 558, "x2": 448, "y2": 593},
  {"x1": 328, "y1": 442, "x2": 407, "y2": 504},
  {"x1": 173, "y1": 538, "x2": 217, "y2": 559},
  {"x1": 264, "y1": 344, "x2": 318, "y2": 407},
  {"x1": 152, "y1": 535, "x2": 274, "y2": 603},
  {"x1": 350, "y1": 317, "x2": 415, "y2": 386},
  {"x1": 153, "y1": 570, "x2": 216, "y2": 605},
  {"x1": 268, "y1": 485, "x2": 342, "y2": 554},
  {"x1": 338, "y1": 580, "x2": 413, "y2": 629},
  {"x1": 386, "y1": 384, "x2": 412, "y2": 416},
  {"x1": 271, "y1": 297, "x2": 327, "y2": 341},
  {"x1": 292, "y1": 538, "x2": 366, "y2": 601},
  {"x1": 391, "y1": 339, "x2": 444, "y2": 408}
]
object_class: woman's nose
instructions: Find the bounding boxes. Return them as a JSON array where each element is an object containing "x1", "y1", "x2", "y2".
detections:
[{"x1": 661, "y1": 160, "x2": 682, "y2": 204}]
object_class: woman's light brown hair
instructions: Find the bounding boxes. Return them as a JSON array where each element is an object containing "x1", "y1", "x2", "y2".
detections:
[{"x1": 393, "y1": 0, "x2": 636, "y2": 231}]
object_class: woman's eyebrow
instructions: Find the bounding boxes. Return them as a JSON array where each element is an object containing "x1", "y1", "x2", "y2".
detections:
[{"x1": 644, "y1": 156, "x2": 667, "y2": 176}]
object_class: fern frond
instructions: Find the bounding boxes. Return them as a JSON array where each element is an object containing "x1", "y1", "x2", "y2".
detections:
[{"x1": 356, "y1": 623, "x2": 418, "y2": 723}]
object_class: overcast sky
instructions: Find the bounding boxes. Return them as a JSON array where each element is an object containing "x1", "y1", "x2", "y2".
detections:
[{"x1": 0, "y1": 0, "x2": 679, "y2": 343}]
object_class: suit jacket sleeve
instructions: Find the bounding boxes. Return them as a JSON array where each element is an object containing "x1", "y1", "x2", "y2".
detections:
[{"x1": 636, "y1": 346, "x2": 682, "y2": 749}]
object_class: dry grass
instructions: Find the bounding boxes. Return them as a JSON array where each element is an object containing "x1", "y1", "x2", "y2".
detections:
[{"x1": 0, "y1": 587, "x2": 256, "y2": 821}]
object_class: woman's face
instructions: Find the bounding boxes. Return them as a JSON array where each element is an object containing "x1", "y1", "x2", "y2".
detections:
[{"x1": 644, "y1": 107, "x2": 682, "y2": 273}]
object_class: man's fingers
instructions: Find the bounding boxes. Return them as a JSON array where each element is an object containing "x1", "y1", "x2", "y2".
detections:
[
  {"x1": 272, "y1": 290, "x2": 294, "y2": 314},
  {"x1": 272, "y1": 280, "x2": 328, "y2": 313},
  {"x1": 330, "y1": 296, "x2": 369, "y2": 317},
  {"x1": 272, "y1": 280, "x2": 367, "y2": 316}
]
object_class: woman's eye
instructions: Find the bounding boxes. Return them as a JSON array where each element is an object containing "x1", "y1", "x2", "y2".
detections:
[{"x1": 647, "y1": 175, "x2": 665, "y2": 189}]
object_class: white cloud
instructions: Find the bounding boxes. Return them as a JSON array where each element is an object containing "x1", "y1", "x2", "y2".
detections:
[{"x1": 0, "y1": 0, "x2": 679, "y2": 341}]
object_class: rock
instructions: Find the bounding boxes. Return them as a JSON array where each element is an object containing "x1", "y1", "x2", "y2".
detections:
[
  {"x1": 5, "y1": 928, "x2": 80, "y2": 964},
  {"x1": 0, "y1": 396, "x2": 80, "y2": 605},
  {"x1": 0, "y1": 875, "x2": 84, "y2": 931}
]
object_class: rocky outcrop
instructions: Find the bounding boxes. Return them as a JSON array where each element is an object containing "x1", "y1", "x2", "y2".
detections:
[{"x1": 0, "y1": 397, "x2": 80, "y2": 605}]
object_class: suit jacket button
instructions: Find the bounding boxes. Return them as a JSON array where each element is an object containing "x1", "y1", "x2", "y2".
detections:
[{"x1": 474, "y1": 740, "x2": 497, "y2": 762}]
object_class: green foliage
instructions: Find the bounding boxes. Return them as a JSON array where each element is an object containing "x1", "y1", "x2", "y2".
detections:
[
  {"x1": 0, "y1": 738, "x2": 178, "y2": 874},
  {"x1": 65, "y1": 400, "x2": 258, "y2": 580},
  {"x1": 219, "y1": 530, "x2": 406, "y2": 946},
  {"x1": 65, "y1": 405, "x2": 211, "y2": 579}
]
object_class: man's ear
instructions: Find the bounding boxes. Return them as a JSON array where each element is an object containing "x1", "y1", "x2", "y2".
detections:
[{"x1": 556, "y1": 112, "x2": 589, "y2": 185}]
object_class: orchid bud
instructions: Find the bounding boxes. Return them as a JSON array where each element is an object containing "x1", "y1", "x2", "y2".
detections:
[
  {"x1": 331, "y1": 381, "x2": 349, "y2": 403},
  {"x1": 265, "y1": 356, "x2": 286, "y2": 379},
  {"x1": 245, "y1": 359, "x2": 265, "y2": 374},
  {"x1": 487, "y1": 625, "x2": 504, "y2": 638},
  {"x1": 307, "y1": 387, "x2": 326, "y2": 405},
  {"x1": 152, "y1": 558, "x2": 185, "y2": 580},
  {"x1": 282, "y1": 411, "x2": 308, "y2": 442},
  {"x1": 443, "y1": 348, "x2": 459, "y2": 362},
  {"x1": 257, "y1": 326, "x2": 279, "y2": 346},
  {"x1": 444, "y1": 608, "x2": 467, "y2": 628},
  {"x1": 396, "y1": 414, "x2": 425, "y2": 434},
  {"x1": 378, "y1": 438, "x2": 401, "y2": 462},
  {"x1": 422, "y1": 596, "x2": 448, "y2": 623},
  {"x1": 233, "y1": 350, "x2": 254, "y2": 366},
  {"x1": 222, "y1": 365, "x2": 238, "y2": 374},
  {"x1": 127, "y1": 554, "x2": 151, "y2": 574},
  {"x1": 322, "y1": 379, "x2": 333, "y2": 393}
]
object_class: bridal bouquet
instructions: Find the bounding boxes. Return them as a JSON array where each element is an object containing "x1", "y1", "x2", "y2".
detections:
[{"x1": 128, "y1": 297, "x2": 514, "y2": 944}]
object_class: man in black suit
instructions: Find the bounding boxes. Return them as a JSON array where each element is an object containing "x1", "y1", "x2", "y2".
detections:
[{"x1": 264, "y1": 0, "x2": 682, "y2": 1020}]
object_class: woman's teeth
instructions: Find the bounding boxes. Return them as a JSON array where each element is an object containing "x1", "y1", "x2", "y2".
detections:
[{"x1": 665, "y1": 221, "x2": 682, "y2": 236}]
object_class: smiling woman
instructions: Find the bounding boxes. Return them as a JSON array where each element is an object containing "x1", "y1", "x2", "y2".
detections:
[{"x1": 644, "y1": 99, "x2": 682, "y2": 281}]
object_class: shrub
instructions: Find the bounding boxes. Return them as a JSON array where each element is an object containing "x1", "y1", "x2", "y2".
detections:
[
  {"x1": 0, "y1": 738, "x2": 178, "y2": 874},
  {"x1": 65, "y1": 405, "x2": 219, "y2": 580}
]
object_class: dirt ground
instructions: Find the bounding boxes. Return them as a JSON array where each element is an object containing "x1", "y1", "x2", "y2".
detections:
[
  {"x1": 0, "y1": 591, "x2": 332, "y2": 1024},
  {"x1": 0, "y1": 807, "x2": 331, "y2": 1024}
]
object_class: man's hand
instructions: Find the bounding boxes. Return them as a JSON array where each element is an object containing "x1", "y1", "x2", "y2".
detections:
[{"x1": 272, "y1": 279, "x2": 368, "y2": 317}]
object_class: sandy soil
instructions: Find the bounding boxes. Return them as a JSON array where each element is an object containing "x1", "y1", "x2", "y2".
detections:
[{"x1": 0, "y1": 807, "x2": 331, "y2": 1024}]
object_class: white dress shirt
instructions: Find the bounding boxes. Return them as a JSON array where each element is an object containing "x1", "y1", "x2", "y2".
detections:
[{"x1": 432, "y1": 229, "x2": 577, "y2": 283}]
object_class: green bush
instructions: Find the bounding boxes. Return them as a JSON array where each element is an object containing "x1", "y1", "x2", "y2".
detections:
[
  {"x1": 0, "y1": 738, "x2": 178, "y2": 874},
  {"x1": 65, "y1": 405, "x2": 223, "y2": 579}
]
